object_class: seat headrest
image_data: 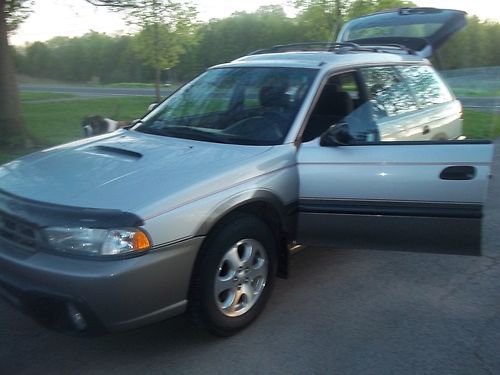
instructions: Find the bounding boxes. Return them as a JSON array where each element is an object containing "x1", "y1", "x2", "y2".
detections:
[
  {"x1": 314, "y1": 87, "x2": 353, "y2": 117},
  {"x1": 259, "y1": 86, "x2": 288, "y2": 108}
]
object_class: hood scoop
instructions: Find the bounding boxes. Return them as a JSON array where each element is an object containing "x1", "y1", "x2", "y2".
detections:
[{"x1": 85, "y1": 145, "x2": 143, "y2": 160}]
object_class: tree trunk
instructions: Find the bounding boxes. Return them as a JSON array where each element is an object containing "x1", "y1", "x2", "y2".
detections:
[
  {"x1": 333, "y1": 0, "x2": 343, "y2": 38},
  {"x1": 0, "y1": 0, "x2": 30, "y2": 150},
  {"x1": 154, "y1": 67, "x2": 161, "y2": 103}
]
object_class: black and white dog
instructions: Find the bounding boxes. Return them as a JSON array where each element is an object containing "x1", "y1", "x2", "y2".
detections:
[{"x1": 82, "y1": 115, "x2": 130, "y2": 137}]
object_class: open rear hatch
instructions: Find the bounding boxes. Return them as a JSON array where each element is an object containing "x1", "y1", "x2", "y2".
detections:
[{"x1": 337, "y1": 7, "x2": 467, "y2": 57}]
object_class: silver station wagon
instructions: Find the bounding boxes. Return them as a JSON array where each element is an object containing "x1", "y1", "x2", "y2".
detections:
[{"x1": 0, "y1": 8, "x2": 494, "y2": 336}]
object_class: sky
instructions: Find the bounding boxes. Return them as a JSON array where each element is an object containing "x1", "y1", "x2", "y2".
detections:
[{"x1": 9, "y1": 0, "x2": 500, "y2": 46}]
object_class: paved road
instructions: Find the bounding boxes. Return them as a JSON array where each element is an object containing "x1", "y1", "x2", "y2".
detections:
[
  {"x1": 0, "y1": 144, "x2": 499, "y2": 374},
  {"x1": 19, "y1": 84, "x2": 174, "y2": 98},
  {"x1": 460, "y1": 96, "x2": 500, "y2": 113}
]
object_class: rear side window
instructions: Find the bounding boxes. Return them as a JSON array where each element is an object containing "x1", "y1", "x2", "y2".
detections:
[
  {"x1": 398, "y1": 65, "x2": 453, "y2": 108},
  {"x1": 360, "y1": 66, "x2": 418, "y2": 118}
]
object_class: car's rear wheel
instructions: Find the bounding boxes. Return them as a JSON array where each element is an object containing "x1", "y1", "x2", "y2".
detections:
[{"x1": 189, "y1": 214, "x2": 277, "y2": 336}]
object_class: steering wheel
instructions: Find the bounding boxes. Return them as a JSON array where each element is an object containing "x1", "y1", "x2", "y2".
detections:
[
  {"x1": 226, "y1": 114, "x2": 286, "y2": 141},
  {"x1": 261, "y1": 110, "x2": 289, "y2": 137}
]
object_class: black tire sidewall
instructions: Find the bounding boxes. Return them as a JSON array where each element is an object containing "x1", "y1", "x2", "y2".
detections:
[{"x1": 192, "y1": 214, "x2": 277, "y2": 336}]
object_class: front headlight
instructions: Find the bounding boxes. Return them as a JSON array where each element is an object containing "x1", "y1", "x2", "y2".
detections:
[{"x1": 43, "y1": 227, "x2": 151, "y2": 257}]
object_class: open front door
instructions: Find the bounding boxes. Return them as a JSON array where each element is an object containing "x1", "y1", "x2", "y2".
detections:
[
  {"x1": 337, "y1": 7, "x2": 467, "y2": 57},
  {"x1": 296, "y1": 141, "x2": 493, "y2": 255}
]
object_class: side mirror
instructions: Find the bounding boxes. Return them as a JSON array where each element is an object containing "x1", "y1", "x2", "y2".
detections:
[{"x1": 319, "y1": 123, "x2": 353, "y2": 147}]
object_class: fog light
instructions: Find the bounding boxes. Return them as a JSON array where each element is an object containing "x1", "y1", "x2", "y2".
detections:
[{"x1": 67, "y1": 303, "x2": 87, "y2": 331}]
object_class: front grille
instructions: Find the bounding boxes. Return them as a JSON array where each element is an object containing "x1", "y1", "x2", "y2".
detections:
[{"x1": 0, "y1": 210, "x2": 38, "y2": 251}]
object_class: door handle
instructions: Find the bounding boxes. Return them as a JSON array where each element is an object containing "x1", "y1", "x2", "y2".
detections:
[
  {"x1": 440, "y1": 166, "x2": 476, "y2": 180},
  {"x1": 422, "y1": 125, "x2": 430, "y2": 135}
]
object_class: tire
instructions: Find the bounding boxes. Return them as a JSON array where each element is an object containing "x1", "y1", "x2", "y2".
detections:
[{"x1": 188, "y1": 213, "x2": 277, "y2": 336}]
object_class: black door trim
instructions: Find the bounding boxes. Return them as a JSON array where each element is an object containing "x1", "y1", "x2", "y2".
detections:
[{"x1": 299, "y1": 198, "x2": 482, "y2": 219}]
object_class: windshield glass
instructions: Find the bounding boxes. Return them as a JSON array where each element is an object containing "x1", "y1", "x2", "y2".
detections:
[{"x1": 135, "y1": 67, "x2": 318, "y2": 145}]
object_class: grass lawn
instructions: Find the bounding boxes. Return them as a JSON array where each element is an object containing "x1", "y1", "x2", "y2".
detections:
[
  {"x1": 20, "y1": 92, "x2": 76, "y2": 101},
  {"x1": 463, "y1": 110, "x2": 500, "y2": 139},
  {"x1": 0, "y1": 96, "x2": 154, "y2": 164},
  {"x1": 0, "y1": 97, "x2": 499, "y2": 165},
  {"x1": 23, "y1": 96, "x2": 155, "y2": 146},
  {"x1": 452, "y1": 88, "x2": 500, "y2": 97}
]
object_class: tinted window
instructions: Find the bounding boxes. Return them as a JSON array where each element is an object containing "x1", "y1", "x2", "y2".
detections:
[
  {"x1": 398, "y1": 65, "x2": 453, "y2": 108},
  {"x1": 360, "y1": 66, "x2": 418, "y2": 118}
]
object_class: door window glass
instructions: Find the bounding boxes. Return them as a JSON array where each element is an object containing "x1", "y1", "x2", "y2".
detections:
[
  {"x1": 302, "y1": 71, "x2": 378, "y2": 142},
  {"x1": 360, "y1": 66, "x2": 418, "y2": 118},
  {"x1": 398, "y1": 65, "x2": 453, "y2": 108}
]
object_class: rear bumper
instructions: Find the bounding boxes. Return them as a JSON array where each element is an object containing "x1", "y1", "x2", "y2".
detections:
[{"x1": 0, "y1": 237, "x2": 203, "y2": 333}]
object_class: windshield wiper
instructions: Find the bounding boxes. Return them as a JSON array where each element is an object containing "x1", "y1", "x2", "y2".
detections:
[
  {"x1": 138, "y1": 125, "x2": 236, "y2": 144},
  {"x1": 136, "y1": 125, "x2": 273, "y2": 145},
  {"x1": 135, "y1": 126, "x2": 169, "y2": 136},
  {"x1": 164, "y1": 126, "x2": 237, "y2": 144}
]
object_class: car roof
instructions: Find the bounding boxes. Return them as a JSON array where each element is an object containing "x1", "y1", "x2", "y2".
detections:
[{"x1": 215, "y1": 49, "x2": 428, "y2": 71}]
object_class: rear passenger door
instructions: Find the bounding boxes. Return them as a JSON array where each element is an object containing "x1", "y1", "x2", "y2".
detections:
[
  {"x1": 398, "y1": 65, "x2": 463, "y2": 140},
  {"x1": 358, "y1": 65, "x2": 462, "y2": 141}
]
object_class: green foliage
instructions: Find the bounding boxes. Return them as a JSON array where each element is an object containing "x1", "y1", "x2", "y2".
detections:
[
  {"x1": 348, "y1": 0, "x2": 416, "y2": 19},
  {"x1": 293, "y1": 0, "x2": 416, "y2": 40},
  {"x1": 437, "y1": 17, "x2": 500, "y2": 69},
  {"x1": 132, "y1": 23, "x2": 186, "y2": 71},
  {"x1": 174, "y1": 5, "x2": 306, "y2": 80},
  {"x1": 16, "y1": 32, "x2": 150, "y2": 83},
  {"x1": 129, "y1": 1, "x2": 198, "y2": 70},
  {"x1": 113, "y1": 0, "x2": 197, "y2": 100},
  {"x1": 4, "y1": 0, "x2": 33, "y2": 32}
]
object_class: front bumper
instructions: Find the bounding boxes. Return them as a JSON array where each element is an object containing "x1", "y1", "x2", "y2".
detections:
[{"x1": 0, "y1": 236, "x2": 203, "y2": 333}]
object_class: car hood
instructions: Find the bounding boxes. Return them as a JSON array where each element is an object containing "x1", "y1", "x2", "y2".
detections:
[{"x1": 0, "y1": 131, "x2": 273, "y2": 215}]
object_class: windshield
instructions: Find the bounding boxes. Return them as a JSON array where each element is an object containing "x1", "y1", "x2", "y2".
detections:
[{"x1": 135, "y1": 67, "x2": 318, "y2": 145}]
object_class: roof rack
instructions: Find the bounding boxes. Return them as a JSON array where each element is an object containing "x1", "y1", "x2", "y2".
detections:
[
  {"x1": 249, "y1": 42, "x2": 416, "y2": 56},
  {"x1": 343, "y1": 43, "x2": 417, "y2": 55},
  {"x1": 249, "y1": 42, "x2": 358, "y2": 55}
]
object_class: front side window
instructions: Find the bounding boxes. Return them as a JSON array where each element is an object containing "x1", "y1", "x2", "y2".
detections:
[
  {"x1": 136, "y1": 67, "x2": 317, "y2": 145},
  {"x1": 303, "y1": 71, "x2": 379, "y2": 142}
]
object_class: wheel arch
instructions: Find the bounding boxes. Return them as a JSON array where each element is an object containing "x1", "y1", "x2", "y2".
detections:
[{"x1": 194, "y1": 190, "x2": 296, "y2": 278}]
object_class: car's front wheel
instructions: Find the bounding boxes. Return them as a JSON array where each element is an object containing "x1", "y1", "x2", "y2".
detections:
[{"x1": 189, "y1": 214, "x2": 277, "y2": 336}]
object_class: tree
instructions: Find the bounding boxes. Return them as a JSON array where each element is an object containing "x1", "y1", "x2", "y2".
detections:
[
  {"x1": 348, "y1": 0, "x2": 415, "y2": 19},
  {"x1": 0, "y1": 0, "x2": 33, "y2": 149},
  {"x1": 173, "y1": 6, "x2": 305, "y2": 80},
  {"x1": 92, "y1": 0, "x2": 197, "y2": 101},
  {"x1": 127, "y1": 1, "x2": 197, "y2": 101},
  {"x1": 293, "y1": 0, "x2": 415, "y2": 40},
  {"x1": 293, "y1": 0, "x2": 348, "y2": 40},
  {"x1": 132, "y1": 1, "x2": 197, "y2": 101}
]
